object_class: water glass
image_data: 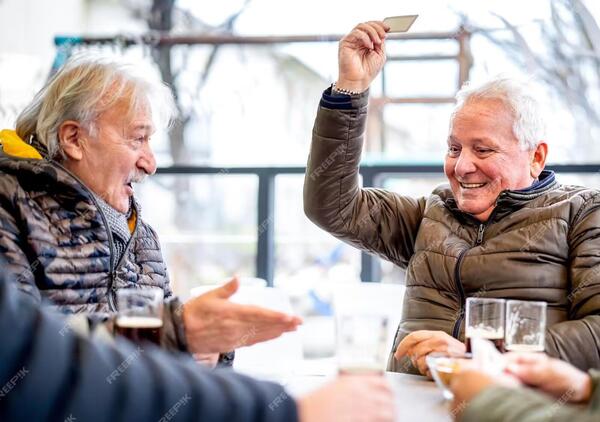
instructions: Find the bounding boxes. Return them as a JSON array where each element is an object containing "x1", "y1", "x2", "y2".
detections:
[
  {"x1": 505, "y1": 300, "x2": 546, "y2": 352},
  {"x1": 336, "y1": 314, "x2": 389, "y2": 375}
]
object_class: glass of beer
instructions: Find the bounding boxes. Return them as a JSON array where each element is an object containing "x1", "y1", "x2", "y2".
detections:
[
  {"x1": 336, "y1": 313, "x2": 389, "y2": 375},
  {"x1": 505, "y1": 300, "x2": 546, "y2": 352},
  {"x1": 426, "y1": 352, "x2": 473, "y2": 400},
  {"x1": 115, "y1": 288, "x2": 164, "y2": 346},
  {"x1": 465, "y1": 298, "x2": 505, "y2": 353}
]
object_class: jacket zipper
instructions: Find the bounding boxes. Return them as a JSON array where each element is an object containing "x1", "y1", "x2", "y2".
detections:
[
  {"x1": 451, "y1": 209, "x2": 498, "y2": 339},
  {"x1": 50, "y1": 160, "x2": 139, "y2": 312},
  {"x1": 451, "y1": 249, "x2": 468, "y2": 339},
  {"x1": 110, "y1": 211, "x2": 139, "y2": 311},
  {"x1": 476, "y1": 223, "x2": 485, "y2": 245}
]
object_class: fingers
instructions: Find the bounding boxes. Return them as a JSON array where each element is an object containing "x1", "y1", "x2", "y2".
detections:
[
  {"x1": 504, "y1": 352, "x2": 548, "y2": 384},
  {"x1": 365, "y1": 20, "x2": 390, "y2": 40},
  {"x1": 395, "y1": 330, "x2": 440, "y2": 358},
  {"x1": 240, "y1": 328, "x2": 290, "y2": 346},
  {"x1": 346, "y1": 21, "x2": 388, "y2": 50},
  {"x1": 407, "y1": 331, "x2": 465, "y2": 360},
  {"x1": 222, "y1": 304, "x2": 302, "y2": 347},
  {"x1": 361, "y1": 375, "x2": 393, "y2": 393},
  {"x1": 396, "y1": 331, "x2": 465, "y2": 376},
  {"x1": 356, "y1": 22, "x2": 385, "y2": 47},
  {"x1": 346, "y1": 28, "x2": 375, "y2": 50},
  {"x1": 365, "y1": 378, "x2": 395, "y2": 422},
  {"x1": 416, "y1": 356, "x2": 429, "y2": 376},
  {"x1": 504, "y1": 352, "x2": 547, "y2": 365},
  {"x1": 208, "y1": 276, "x2": 239, "y2": 299},
  {"x1": 230, "y1": 302, "x2": 302, "y2": 326},
  {"x1": 412, "y1": 338, "x2": 442, "y2": 361}
]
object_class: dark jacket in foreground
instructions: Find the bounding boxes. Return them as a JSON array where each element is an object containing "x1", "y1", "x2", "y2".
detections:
[
  {"x1": 462, "y1": 370, "x2": 600, "y2": 421},
  {"x1": 304, "y1": 88, "x2": 600, "y2": 373},
  {"x1": 0, "y1": 261, "x2": 296, "y2": 422}
]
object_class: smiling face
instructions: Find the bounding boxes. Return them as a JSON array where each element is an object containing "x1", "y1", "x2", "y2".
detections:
[
  {"x1": 61, "y1": 97, "x2": 157, "y2": 213},
  {"x1": 444, "y1": 98, "x2": 541, "y2": 222}
]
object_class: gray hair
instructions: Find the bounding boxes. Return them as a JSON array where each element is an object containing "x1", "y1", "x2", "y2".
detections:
[
  {"x1": 451, "y1": 76, "x2": 546, "y2": 151},
  {"x1": 16, "y1": 52, "x2": 176, "y2": 159}
]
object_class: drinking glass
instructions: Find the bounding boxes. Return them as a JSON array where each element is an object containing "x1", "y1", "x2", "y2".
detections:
[
  {"x1": 115, "y1": 287, "x2": 164, "y2": 346},
  {"x1": 426, "y1": 352, "x2": 473, "y2": 400},
  {"x1": 465, "y1": 298, "x2": 506, "y2": 352},
  {"x1": 505, "y1": 300, "x2": 546, "y2": 352},
  {"x1": 336, "y1": 313, "x2": 389, "y2": 375}
]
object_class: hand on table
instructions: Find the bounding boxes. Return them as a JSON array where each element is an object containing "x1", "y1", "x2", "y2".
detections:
[
  {"x1": 336, "y1": 21, "x2": 390, "y2": 94},
  {"x1": 395, "y1": 330, "x2": 466, "y2": 376},
  {"x1": 298, "y1": 375, "x2": 395, "y2": 422},
  {"x1": 504, "y1": 352, "x2": 592, "y2": 404},
  {"x1": 182, "y1": 277, "x2": 302, "y2": 354}
]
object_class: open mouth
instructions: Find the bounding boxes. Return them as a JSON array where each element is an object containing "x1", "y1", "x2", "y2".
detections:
[
  {"x1": 459, "y1": 182, "x2": 486, "y2": 189},
  {"x1": 124, "y1": 182, "x2": 134, "y2": 194}
]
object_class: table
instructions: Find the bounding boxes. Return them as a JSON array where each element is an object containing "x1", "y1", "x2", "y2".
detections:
[
  {"x1": 387, "y1": 372, "x2": 451, "y2": 422},
  {"x1": 237, "y1": 356, "x2": 452, "y2": 421},
  {"x1": 284, "y1": 372, "x2": 451, "y2": 422}
]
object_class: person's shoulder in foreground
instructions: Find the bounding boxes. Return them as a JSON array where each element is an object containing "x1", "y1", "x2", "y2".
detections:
[
  {"x1": 0, "y1": 257, "x2": 395, "y2": 421},
  {"x1": 452, "y1": 352, "x2": 600, "y2": 422}
]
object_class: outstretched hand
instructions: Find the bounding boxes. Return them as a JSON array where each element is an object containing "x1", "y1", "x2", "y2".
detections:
[{"x1": 182, "y1": 277, "x2": 302, "y2": 354}]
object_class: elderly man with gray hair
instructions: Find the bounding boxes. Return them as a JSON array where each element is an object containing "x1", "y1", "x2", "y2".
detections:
[
  {"x1": 304, "y1": 20, "x2": 600, "y2": 375},
  {"x1": 0, "y1": 53, "x2": 302, "y2": 364}
]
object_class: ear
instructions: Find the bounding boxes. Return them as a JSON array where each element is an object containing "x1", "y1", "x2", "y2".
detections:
[
  {"x1": 530, "y1": 142, "x2": 548, "y2": 179},
  {"x1": 58, "y1": 120, "x2": 85, "y2": 161}
]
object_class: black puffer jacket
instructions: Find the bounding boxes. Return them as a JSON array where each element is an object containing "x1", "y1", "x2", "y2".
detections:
[
  {"x1": 0, "y1": 258, "x2": 296, "y2": 422},
  {"x1": 0, "y1": 134, "x2": 188, "y2": 350}
]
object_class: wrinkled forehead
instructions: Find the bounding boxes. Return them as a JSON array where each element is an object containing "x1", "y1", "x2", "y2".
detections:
[
  {"x1": 95, "y1": 95, "x2": 156, "y2": 136},
  {"x1": 449, "y1": 98, "x2": 515, "y2": 135},
  {"x1": 95, "y1": 76, "x2": 155, "y2": 120}
]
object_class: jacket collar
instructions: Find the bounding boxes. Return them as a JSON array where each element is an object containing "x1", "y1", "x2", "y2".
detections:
[
  {"x1": 445, "y1": 170, "x2": 558, "y2": 225},
  {"x1": 0, "y1": 129, "x2": 44, "y2": 160}
]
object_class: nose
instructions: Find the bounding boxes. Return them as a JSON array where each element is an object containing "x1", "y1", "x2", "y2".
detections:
[
  {"x1": 137, "y1": 143, "x2": 157, "y2": 175},
  {"x1": 454, "y1": 150, "x2": 477, "y2": 178}
]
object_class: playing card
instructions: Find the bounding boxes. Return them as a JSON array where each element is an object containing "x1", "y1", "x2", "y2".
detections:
[{"x1": 383, "y1": 15, "x2": 418, "y2": 33}]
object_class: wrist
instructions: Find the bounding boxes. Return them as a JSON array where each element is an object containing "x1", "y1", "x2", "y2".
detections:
[
  {"x1": 180, "y1": 302, "x2": 193, "y2": 350},
  {"x1": 333, "y1": 80, "x2": 368, "y2": 95}
]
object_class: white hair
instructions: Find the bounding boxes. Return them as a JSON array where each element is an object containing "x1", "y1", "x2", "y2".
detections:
[
  {"x1": 16, "y1": 52, "x2": 176, "y2": 159},
  {"x1": 451, "y1": 76, "x2": 546, "y2": 151}
]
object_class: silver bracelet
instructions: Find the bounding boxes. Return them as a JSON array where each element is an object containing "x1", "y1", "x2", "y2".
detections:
[{"x1": 331, "y1": 82, "x2": 363, "y2": 96}]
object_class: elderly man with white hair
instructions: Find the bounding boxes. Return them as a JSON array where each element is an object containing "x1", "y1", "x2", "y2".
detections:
[
  {"x1": 304, "y1": 20, "x2": 600, "y2": 375},
  {"x1": 0, "y1": 53, "x2": 302, "y2": 364}
]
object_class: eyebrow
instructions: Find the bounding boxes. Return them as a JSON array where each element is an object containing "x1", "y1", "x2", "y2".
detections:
[
  {"x1": 132, "y1": 124, "x2": 154, "y2": 131},
  {"x1": 129, "y1": 124, "x2": 155, "y2": 135},
  {"x1": 448, "y1": 135, "x2": 497, "y2": 146}
]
